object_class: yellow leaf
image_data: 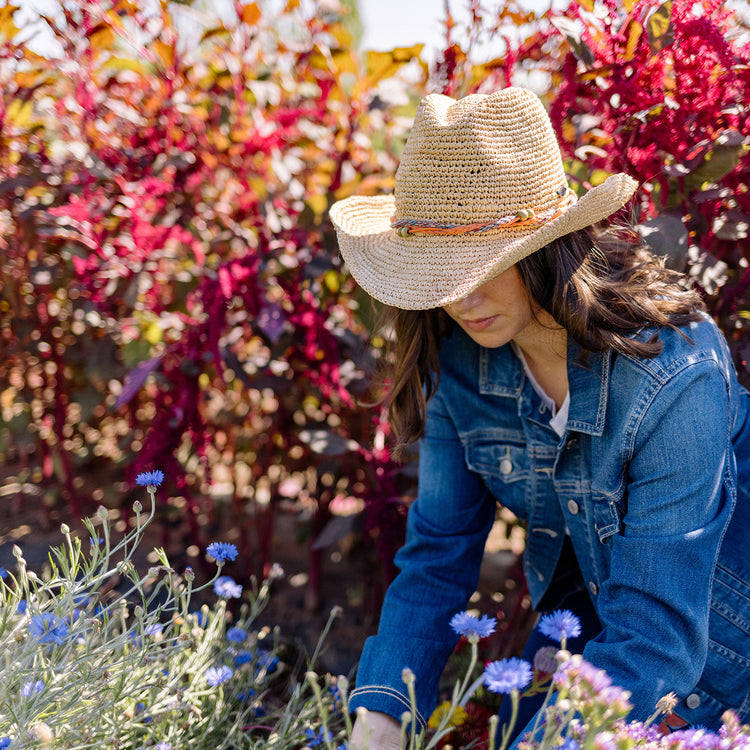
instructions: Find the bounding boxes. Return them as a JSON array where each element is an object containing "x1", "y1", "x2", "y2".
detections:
[
  {"x1": 590, "y1": 169, "x2": 611, "y2": 187},
  {"x1": 241, "y1": 2, "x2": 261, "y2": 27},
  {"x1": 144, "y1": 322, "x2": 162, "y2": 345},
  {"x1": 332, "y1": 49, "x2": 358, "y2": 75},
  {"x1": 0, "y1": 5, "x2": 19, "y2": 41},
  {"x1": 307, "y1": 193, "x2": 328, "y2": 218},
  {"x1": 101, "y1": 56, "x2": 150, "y2": 77},
  {"x1": 646, "y1": 0, "x2": 674, "y2": 54},
  {"x1": 323, "y1": 270, "x2": 339, "y2": 293},
  {"x1": 624, "y1": 20, "x2": 643, "y2": 61},
  {"x1": 6, "y1": 99, "x2": 33, "y2": 128}
]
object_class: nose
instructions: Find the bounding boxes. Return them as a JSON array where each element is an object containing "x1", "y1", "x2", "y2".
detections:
[{"x1": 449, "y1": 289, "x2": 484, "y2": 316}]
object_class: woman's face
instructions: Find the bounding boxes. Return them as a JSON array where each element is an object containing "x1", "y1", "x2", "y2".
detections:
[{"x1": 442, "y1": 266, "x2": 552, "y2": 350}]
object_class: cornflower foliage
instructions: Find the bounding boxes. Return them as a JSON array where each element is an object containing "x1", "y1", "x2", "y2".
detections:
[{"x1": 0, "y1": 477, "x2": 347, "y2": 749}]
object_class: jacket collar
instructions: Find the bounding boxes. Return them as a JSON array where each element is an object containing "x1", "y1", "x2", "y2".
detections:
[{"x1": 478, "y1": 337, "x2": 611, "y2": 436}]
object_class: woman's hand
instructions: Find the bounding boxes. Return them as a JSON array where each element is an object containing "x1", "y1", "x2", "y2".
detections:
[{"x1": 350, "y1": 711, "x2": 404, "y2": 750}]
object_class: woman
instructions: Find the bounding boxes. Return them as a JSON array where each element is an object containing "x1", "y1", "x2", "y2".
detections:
[{"x1": 329, "y1": 87, "x2": 750, "y2": 749}]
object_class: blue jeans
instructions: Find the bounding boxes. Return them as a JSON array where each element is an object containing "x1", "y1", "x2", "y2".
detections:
[{"x1": 497, "y1": 585, "x2": 602, "y2": 745}]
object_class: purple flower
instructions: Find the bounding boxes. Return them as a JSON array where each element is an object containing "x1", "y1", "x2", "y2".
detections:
[
  {"x1": 144, "y1": 623, "x2": 163, "y2": 636},
  {"x1": 226, "y1": 626, "x2": 247, "y2": 643},
  {"x1": 205, "y1": 665, "x2": 233, "y2": 686},
  {"x1": 667, "y1": 728, "x2": 723, "y2": 749},
  {"x1": 483, "y1": 657, "x2": 532, "y2": 694},
  {"x1": 559, "y1": 740, "x2": 580, "y2": 750},
  {"x1": 135, "y1": 470, "x2": 164, "y2": 488},
  {"x1": 21, "y1": 680, "x2": 44, "y2": 697},
  {"x1": 206, "y1": 542, "x2": 239, "y2": 563},
  {"x1": 213, "y1": 576, "x2": 242, "y2": 599},
  {"x1": 449, "y1": 611, "x2": 496, "y2": 641},
  {"x1": 538, "y1": 609, "x2": 582, "y2": 643},
  {"x1": 156, "y1": 742, "x2": 172, "y2": 750},
  {"x1": 29, "y1": 613, "x2": 69, "y2": 645},
  {"x1": 0, "y1": 738, "x2": 11, "y2": 749}
]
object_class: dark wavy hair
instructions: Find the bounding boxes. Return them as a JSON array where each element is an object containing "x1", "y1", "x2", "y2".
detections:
[{"x1": 381, "y1": 222, "x2": 705, "y2": 460}]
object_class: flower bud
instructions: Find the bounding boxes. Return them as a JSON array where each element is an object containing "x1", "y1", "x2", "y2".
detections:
[
  {"x1": 27, "y1": 571, "x2": 38, "y2": 581},
  {"x1": 133, "y1": 500, "x2": 142, "y2": 514},
  {"x1": 97, "y1": 506, "x2": 109, "y2": 521},
  {"x1": 337, "y1": 675, "x2": 349, "y2": 693},
  {"x1": 12, "y1": 545, "x2": 22, "y2": 559},
  {"x1": 30, "y1": 722, "x2": 55, "y2": 744},
  {"x1": 133, "y1": 605, "x2": 143, "y2": 618},
  {"x1": 401, "y1": 667, "x2": 415, "y2": 686},
  {"x1": 60, "y1": 523, "x2": 70, "y2": 535},
  {"x1": 400, "y1": 711, "x2": 413, "y2": 726},
  {"x1": 148, "y1": 567, "x2": 160, "y2": 579},
  {"x1": 184, "y1": 566, "x2": 195, "y2": 582}
]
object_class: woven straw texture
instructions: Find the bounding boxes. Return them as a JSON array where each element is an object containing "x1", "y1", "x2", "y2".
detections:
[{"x1": 330, "y1": 87, "x2": 638, "y2": 310}]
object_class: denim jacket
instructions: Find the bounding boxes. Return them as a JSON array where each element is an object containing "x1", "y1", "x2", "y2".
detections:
[{"x1": 349, "y1": 313, "x2": 750, "y2": 735}]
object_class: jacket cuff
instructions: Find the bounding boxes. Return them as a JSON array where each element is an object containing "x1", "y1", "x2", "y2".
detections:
[{"x1": 349, "y1": 632, "x2": 458, "y2": 731}]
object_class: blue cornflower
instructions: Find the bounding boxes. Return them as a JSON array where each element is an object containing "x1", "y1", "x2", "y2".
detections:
[
  {"x1": 190, "y1": 610, "x2": 208, "y2": 628},
  {"x1": 226, "y1": 626, "x2": 247, "y2": 643},
  {"x1": 144, "y1": 623, "x2": 163, "y2": 636},
  {"x1": 213, "y1": 576, "x2": 242, "y2": 599},
  {"x1": 559, "y1": 740, "x2": 580, "y2": 750},
  {"x1": 89, "y1": 536, "x2": 103, "y2": 547},
  {"x1": 29, "y1": 613, "x2": 69, "y2": 645},
  {"x1": 205, "y1": 665, "x2": 233, "y2": 686},
  {"x1": 538, "y1": 609, "x2": 582, "y2": 644},
  {"x1": 17, "y1": 599, "x2": 27, "y2": 614},
  {"x1": 0, "y1": 567, "x2": 8, "y2": 579},
  {"x1": 0, "y1": 738, "x2": 11, "y2": 749},
  {"x1": 135, "y1": 470, "x2": 165, "y2": 488},
  {"x1": 304, "y1": 728, "x2": 333, "y2": 747},
  {"x1": 206, "y1": 542, "x2": 239, "y2": 563},
  {"x1": 21, "y1": 680, "x2": 44, "y2": 697},
  {"x1": 257, "y1": 649, "x2": 279, "y2": 671},
  {"x1": 156, "y1": 742, "x2": 172, "y2": 750},
  {"x1": 234, "y1": 649, "x2": 253, "y2": 666},
  {"x1": 483, "y1": 657, "x2": 533, "y2": 695},
  {"x1": 449, "y1": 611, "x2": 496, "y2": 642}
]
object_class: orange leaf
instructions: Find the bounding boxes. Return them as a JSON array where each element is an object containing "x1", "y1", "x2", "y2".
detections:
[
  {"x1": 241, "y1": 2, "x2": 262, "y2": 28},
  {"x1": 0, "y1": 4, "x2": 20, "y2": 40}
]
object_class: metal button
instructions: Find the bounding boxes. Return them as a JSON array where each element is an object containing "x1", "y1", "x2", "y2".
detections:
[
  {"x1": 499, "y1": 458, "x2": 513, "y2": 475},
  {"x1": 567, "y1": 437, "x2": 579, "y2": 450},
  {"x1": 567, "y1": 500, "x2": 580, "y2": 515},
  {"x1": 588, "y1": 581, "x2": 599, "y2": 595},
  {"x1": 685, "y1": 693, "x2": 701, "y2": 709}
]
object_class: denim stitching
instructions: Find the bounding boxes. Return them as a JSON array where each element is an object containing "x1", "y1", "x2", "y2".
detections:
[{"x1": 349, "y1": 686, "x2": 426, "y2": 728}]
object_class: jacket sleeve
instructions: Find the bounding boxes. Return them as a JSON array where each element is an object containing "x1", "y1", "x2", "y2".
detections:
[
  {"x1": 581, "y1": 357, "x2": 735, "y2": 720},
  {"x1": 349, "y1": 388, "x2": 497, "y2": 730}
]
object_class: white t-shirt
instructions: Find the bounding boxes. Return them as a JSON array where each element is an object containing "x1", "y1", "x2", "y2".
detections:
[{"x1": 512, "y1": 344, "x2": 570, "y2": 437}]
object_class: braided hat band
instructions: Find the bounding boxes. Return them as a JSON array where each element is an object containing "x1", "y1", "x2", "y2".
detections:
[{"x1": 330, "y1": 88, "x2": 638, "y2": 311}]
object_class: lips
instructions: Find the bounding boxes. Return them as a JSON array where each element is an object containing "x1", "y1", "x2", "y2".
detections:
[{"x1": 461, "y1": 315, "x2": 500, "y2": 332}]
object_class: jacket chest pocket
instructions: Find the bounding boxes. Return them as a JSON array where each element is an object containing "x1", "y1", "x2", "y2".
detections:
[
  {"x1": 465, "y1": 439, "x2": 529, "y2": 486},
  {"x1": 592, "y1": 490, "x2": 624, "y2": 543}
]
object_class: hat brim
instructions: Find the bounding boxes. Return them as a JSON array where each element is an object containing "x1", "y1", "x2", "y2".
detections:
[{"x1": 330, "y1": 173, "x2": 638, "y2": 310}]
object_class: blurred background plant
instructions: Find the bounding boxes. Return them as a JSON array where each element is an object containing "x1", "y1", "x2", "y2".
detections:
[{"x1": 1, "y1": 0, "x2": 749, "y2": 660}]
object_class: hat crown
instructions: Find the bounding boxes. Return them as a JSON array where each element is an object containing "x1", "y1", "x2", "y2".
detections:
[{"x1": 394, "y1": 88, "x2": 567, "y2": 225}]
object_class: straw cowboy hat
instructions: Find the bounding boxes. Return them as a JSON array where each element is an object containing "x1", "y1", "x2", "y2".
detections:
[{"x1": 329, "y1": 87, "x2": 638, "y2": 310}]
